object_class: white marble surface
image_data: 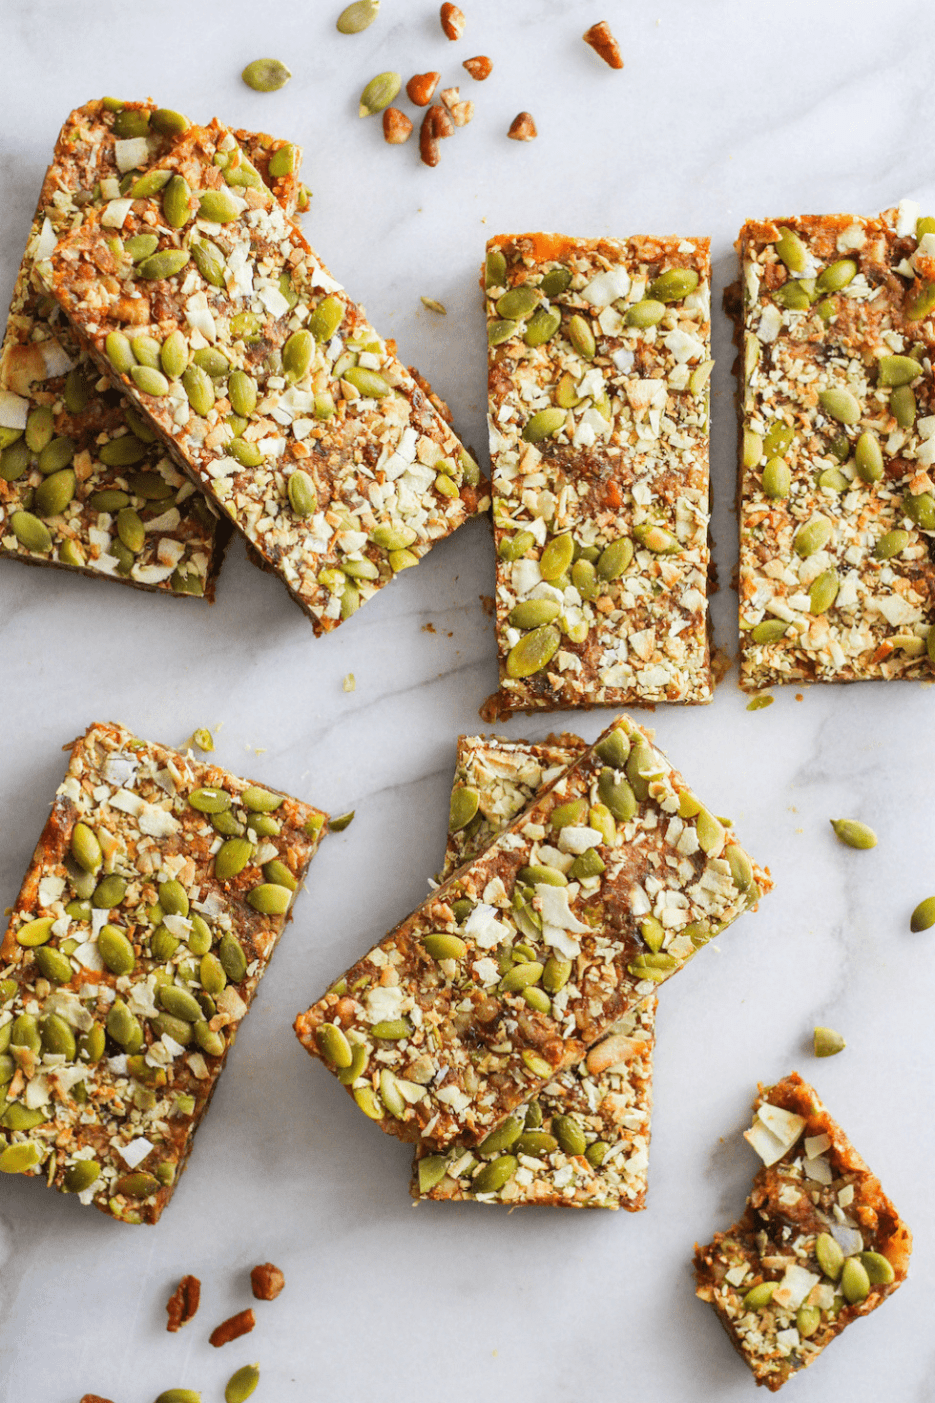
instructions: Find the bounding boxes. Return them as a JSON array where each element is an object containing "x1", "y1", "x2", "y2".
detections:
[{"x1": 1, "y1": 2, "x2": 933, "y2": 1399}]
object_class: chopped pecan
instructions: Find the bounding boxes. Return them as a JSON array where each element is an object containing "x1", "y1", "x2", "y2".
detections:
[
  {"x1": 166, "y1": 1273, "x2": 201, "y2": 1332},
  {"x1": 439, "y1": 86, "x2": 460, "y2": 109},
  {"x1": 450, "y1": 101, "x2": 474, "y2": 127},
  {"x1": 80, "y1": 1396, "x2": 116, "y2": 1403},
  {"x1": 582, "y1": 21, "x2": 624, "y2": 69},
  {"x1": 429, "y1": 104, "x2": 454, "y2": 139},
  {"x1": 439, "y1": 2, "x2": 465, "y2": 39},
  {"x1": 407, "y1": 71, "x2": 441, "y2": 106},
  {"x1": 251, "y1": 1261, "x2": 286, "y2": 1301},
  {"x1": 209, "y1": 1307, "x2": 256, "y2": 1347},
  {"x1": 419, "y1": 111, "x2": 440, "y2": 168},
  {"x1": 462, "y1": 54, "x2": 492, "y2": 80},
  {"x1": 507, "y1": 111, "x2": 537, "y2": 141},
  {"x1": 383, "y1": 107, "x2": 413, "y2": 144}
]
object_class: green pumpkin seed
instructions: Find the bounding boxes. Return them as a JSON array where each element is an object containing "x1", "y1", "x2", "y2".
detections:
[
  {"x1": 0, "y1": 1143, "x2": 42, "y2": 1175},
  {"x1": 148, "y1": 106, "x2": 188, "y2": 136},
  {"x1": 16, "y1": 916, "x2": 55, "y2": 948},
  {"x1": 190, "y1": 786, "x2": 231, "y2": 814},
  {"x1": 308, "y1": 295, "x2": 344, "y2": 343},
  {"x1": 263, "y1": 859, "x2": 297, "y2": 892},
  {"x1": 0, "y1": 439, "x2": 30, "y2": 482},
  {"x1": 514, "y1": 1130, "x2": 558, "y2": 1156},
  {"x1": 488, "y1": 318, "x2": 518, "y2": 346},
  {"x1": 35, "y1": 468, "x2": 76, "y2": 518},
  {"x1": 818, "y1": 387, "x2": 861, "y2": 424},
  {"x1": 343, "y1": 366, "x2": 391, "y2": 397},
  {"x1": 448, "y1": 786, "x2": 479, "y2": 832},
  {"x1": 568, "y1": 848, "x2": 605, "y2": 880},
  {"x1": 106, "y1": 332, "x2": 136, "y2": 375},
  {"x1": 417, "y1": 1155, "x2": 448, "y2": 1193},
  {"x1": 92, "y1": 875, "x2": 127, "y2": 909},
  {"x1": 196, "y1": 953, "x2": 225, "y2": 998},
  {"x1": 854, "y1": 431, "x2": 884, "y2": 483},
  {"x1": 903, "y1": 491, "x2": 935, "y2": 530},
  {"x1": 625, "y1": 299, "x2": 666, "y2": 327},
  {"x1": 566, "y1": 313, "x2": 596, "y2": 359},
  {"x1": 113, "y1": 1170, "x2": 160, "y2": 1199},
  {"x1": 198, "y1": 190, "x2": 242, "y2": 224},
  {"x1": 154, "y1": 1382, "x2": 201, "y2": 1400},
  {"x1": 508, "y1": 598, "x2": 561, "y2": 629},
  {"x1": 725, "y1": 844, "x2": 753, "y2": 893},
  {"x1": 192, "y1": 347, "x2": 229, "y2": 379},
  {"x1": 328, "y1": 810, "x2": 355, "y2": 832},
  {"x1": 583, "y1": 1139, "x2": 607, "y2": 1168},
  {"x1": 226, "y1": 370, "x2": 257, "y2": 420},
  {"x1": 817, "y1": 466, "x2": 849, "y2": 491},
  {"x1": 153, "y1": 1011, "x2": 193, "y2": 1045},
  {"x1": 138, "y1": 249, "x2": 190, "y2": 281},
  {"x1": 633, "y1": 522, "x2": 678, "y2": 553},
  {"x1": 859, "y1": 1251, "x2": 895, "y2": 1285},
  {"x1": 242, "y1": 55, "x2": 292, "y2": 90},
  {"x1": 813, "y1": 1025, "x2": 845, "y2": 1057},
  {"x1": 542, "y1": 957, "x2": 572, "y2": 994},
  {"x1": 130, "y1": 364, "x2": 169, "y2": 397},
  {"x1": 506, "y1": 624, "x2": 560, "y2": 677},
  {"x1": 89, "y1": 489, "x2": 130, "y2": 513},
  {"x1": 816, "y1": 259, "x2": 857, "y2": 293},
  {"x1": 742, "y1": 1281, "x2": 776, "y2": 1310},
  {"x1": 25, "y1": 405, "x2": 53, "y2": 453},
  {"x1": 628, "y1": 952, "x2": 677, "y2": 982},
  {"x1": 550, "y1": 1114, "x2": 587, "y2": 1157},
  {"x1": 570, "y1": 558, "x2": 597, "y2": 598},
  {"x1": 63, "y1": 1159, "x2": 101, "y2": 1193},
  {"x1": 695, "y1": 809, "x2": 724, "y2": 856},
  {"x1": 499, "y1": 961, "x2": 544, "y2": 993},
  {"x1": 228, "y1": 437, "x2": 262, "y2": 468},
  {"x1": 218, "y1": 934, "x2": 247, "y2": 984},
  {"x1": 370, "y1": 1019, "x2": 412, "y2": 1041},
  {"x1": 774, "y1": 225, "x2": 808, "y2": 274},
  {"x1": 224, "y1": 1364, "x2": 260, "y2": 1403},
  {"x1": 159, "y1": 985, "x2": 203, "y2": 1023},
  {"x1": 597, "y1": 767, "x2": 637, "y2": 823},
  {"x1": 186, "y1": 914, "x2": 212, "y2": 956},
  {"x1": 640, "y1": 916, "x2": 665, "y2": 953},
  {"x1": 475, "y1": 1117, "x2": 524, "y2": 1158},
  {"x1": 150, "y1": 925, "x2": 179, "y2": 961},
  {"x1": 337, "y1": 0, "x2": 380, "y2": 31},
  {"x1": 283, "y1": 330, "x2": 315, "y2": 382},
  {"x1": 351, "y1": 1084, "x2": 382, "y2": 1120},
  {"x1": 649, "y1": 267, "x2": 700, "y2": 302},
  {"x1": 522, "y1": 407, "x2": 566, "y2": 443},
  {"x1": 131, "y1": 336, "x2": 164, "y2": 371},
  {"x1": 39, "y1": 1011, "x2": 77, "y2": 1058},
  {"x1": 359, "y1": 70, "x2": 402, "y2": 116},
  {"x1": 423, "y1": 933, "x2": 467, "y2": 961},
  {"x1": 550, "y1": 797, "x2": 589, "y2": 829},
  {"x1": 269, "y1": 141, "x2": 296, "y2": 177},
  {"x1": 841, "y1": 1256, "x2": 871, "y2": 1304},
  {"x1": 370, "y1": 523, "x2": 417, "y2": 552},
  {"x1": 485, "y1": 249, "x2": 508, "y2": 288},
  {"x1": 11, "y1": 510, "x2": 52, "y2": 553},
  {"x1": 188, "y1": 238, "x2": 225, "y2": 288},
  {"x1": 106, "y1": 999, "x2": 143, "y2": 1052},
  {"x1": 34, "y1": 946, "x2": 73, "y2": 986},
  {"x1": 472, "y1": 1154, "x2": 517, "y2": 1194},
  {"x1": 215, "y1": 839, "x2": 254, "y2": 880},
  {"x1": 594, "y1": 535, "x2": 633, "y2": 581},
  {"x1": 750, "y1": 619, "x2": 788, "y2": 644},
  {"x1": 795, "y1": 1303, "x2": 821, "y2": 1338},
  {"x1": 498, "y1": 529, "x2": 535, "y2": 561},
  {"x1": 809, "y1": 568, "x2": 840, "y2": 614},
  {"x1": 910, "y1": 895, "x2": 935, "y2": 932},
  {"x1": 878, "y1": 354, "x2": 920, "y2": 387},
  {"x1": 518, "y1": 864, "x2": 567, "y2": 888},
  {"x1": 111, "y1": 106, "x2": 149, "y2": 136},
  {"x1": 496, "y1": 286, "x2": 539, "y2": 320},
  {"x1": 906, "y1": 279, "x2": 935, "y2": 321},
  {"x1": 765, "y1": 420, "x2": 794, "y2": 456},
  {"x1": 773, "y1": 280, "x2": 811, "y2": 311},
  {"x1": 115, "y1": 507, "x2": 145, "y2": 554},
  {"x1": 794, "y1": 516, "x2": 832, "y2": 558},
  {"x1": 524, "y1": 307, "x2": 561, "y2": 346},
  {"x1": 282, "y1": 469, "x2": 317, "y2": 518},
  {"x1": 78, "y1": 1023, "x2": 106, "y2": 1062},
  {"x1": 335, "y1": 1041, "x2": 367, "y2": 1085},
  {"x1": 762, "y1": 457, "x2": 791, "y2": 498},
  {"x1": 181, "y1": 364, "x2": 215, "y2": 416},
  {"x1": 830, "y1": 818, "x2": 877, "y2": 849},
  {"x1": 95, "y1": 925, "x2": 135, "y2": 976},
  {"x1": 891, "y1": 383, "x2": 917, "y2": 427}
]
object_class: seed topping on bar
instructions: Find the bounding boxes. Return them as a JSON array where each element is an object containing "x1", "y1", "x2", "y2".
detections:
[
  {"x1": 695, "y1": 1073, "x2": 911, "y2": 1391},
  {"x1": 48, "y1": 121, "x2": 488, "y2": 633},
  {"x1": 737, "y1": 206, "x2": 935, "y2": 687},
  {"x1": 296, "y1": 714, "x2": 769, "y2": 1152},
  {"x1": 0, "y1": 722, "x2": 326, "y2": 1223},
  {"x1": 484, "y1": 232, "x2": 713, "y2": 714}
]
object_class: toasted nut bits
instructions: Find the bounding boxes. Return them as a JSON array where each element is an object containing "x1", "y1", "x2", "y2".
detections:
[
  {"x1": 582, "y1": 21, "x2": 624, "y2": 68},
  {"x1": 251, "y1": 1261, "x2": 286, "y2": 1300},
  {"x1": 166, "y1": 1274, "x2": 201, "y2": 1332},
  {"x1": 407, "y1": 71, "x2": 441, "y2": 105},
  {"x1": 383, "y1": 107, "x2": 413, "y2": 143},
  {"x1": 419, "y1": 111, "x2": 440, "y2": 167},
  {"x1": 507, "y1": 111, "x2": 537, "y2": 141},
  {"x1": 462, "y1": 54, "x2": 492, "y2": 79},
  {"x1": 210, "y1": 1307, "x2": 256, "y2": 1347},
  {"x1": 440, "y1": 2, "x2": 465, "y2": 39}
]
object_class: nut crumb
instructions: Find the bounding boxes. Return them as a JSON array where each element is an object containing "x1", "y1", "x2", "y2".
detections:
[
  {"x1": 209, "y1": 1307, "x2": 256, "y2": 1348},
  {"x1": 166, "y1": 1274, "x2": 201, "y2": 1332},
  {"x1": 507, "y1": 111, "x2": 537, "y2": 141},
  {"x1": 462, "y1": 54, "x2": 492, "y2": 80},
  {"x1": 406, "y1": 71, "x2": 440, "y2": 106},
  {"x1": 450, "y1": 100, "x2": 474, "y2": 127},
  {"x1": 343, "y1": 672, "x2": 356, "y2": 691},
  {"x1": 382, "y1": 107, "x2": 413, "y2": 144},
  {"x1": 439, "y1": 86, "x2": 459, "y2": 109},
  {"x1": 251, "y1": 1261, "x2": 286, "y2": 1300},
  {"x1": 420, "y1": 297, "x2": 447, "y2": 315},
  {"x1": 479, "y1": 594, "x2": 495, "y2": 617},
  {"x1": 423, "y1": 622, "x2": 437, "y2": 633},
  {"x1": 582, "y1": 20, "x2": 624, "y2": 68},
  {"x1": 440, "y1": 2, "x2": 465, "y2": 39}
]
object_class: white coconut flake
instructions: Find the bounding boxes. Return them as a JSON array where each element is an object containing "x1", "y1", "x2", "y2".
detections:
[
  {"x1": 0, "y1": 390, "x2": 29, "y2": 430},
  {"x1": 117, "y1": 1136, "x2": 154, "y2": 1169}
]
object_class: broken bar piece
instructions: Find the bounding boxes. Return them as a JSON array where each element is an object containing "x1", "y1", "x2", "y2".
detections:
[
  {"x1": 48, "y1": 120, "x2": 488, "y2": 634},
  {"x1": 296, "y1": 714, "x2": 769, "y2": 1152},
  {"x1": 414, "y1": 732, "x2": 655, "y2": 1209},
  {"x1": 0, "y1": 721, "x2": 327, "y2": 1224},
  {"x1": 0, "y1": 100, "x2": 302, "y2": 596},
  {"x1": 483, "y1": 232, "x2": 713, "y2": 716},
  {"x1": 736, "y1": 207, "x2": 935, "y2": 688},
  {"x1": 694, "y1": 1072, "x2": 911, "y2": 1390}
]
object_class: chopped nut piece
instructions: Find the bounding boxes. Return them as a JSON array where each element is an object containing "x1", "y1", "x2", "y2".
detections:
[
  {"x1": 419, "y1": 110, "x2": 440, "y2": 167},
  {"x1": 439, "y1": 86, "x2": 460, "y2": 109},
  {"x1": 80, "y1": 1396, "x2": 115, "y2": 1403},
  {"x1": 462, "y1": 54, "x2": 492, "y2": 79},
  {"x1": 429, "y1": 104, "x2": 455, "y2": 139},
  {"x1": 209, "y1": 1307, "x2": 256, "y2": 1347},
  {"x1": 250, "y1": 1261, "x2": 286, "y2": 1300},
  {"x1": 507, "y1": 111, "x2": 537, "y2": 141},
  {"x1": 166, "y1": 1274, "x2": 201, "y2": 1332},
  {"x1": 450, "y1": 100, "x2": 474, "y2": 127},
  {"x1": 407, "y1": 71, "x2": 441, "y2": 106},
  {"x1": 440, "y1": 1, "x2": 465, "y2": 39},
  {"x1": 343, "y1": 672, "x2": 356, "y2": 690},
  {"x1": 382, "y1": 107, "x2": 413, "y2": 144},
  {"x1": 582, "y1": 21, "x2": 624, "y2": 69}
]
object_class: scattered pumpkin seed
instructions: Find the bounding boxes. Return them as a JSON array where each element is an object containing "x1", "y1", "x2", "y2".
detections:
[
  {"x1": 830, "y1": 819, "x2": 876, "y2": 849},
  {"x1": 359, "y1": 71, "x2": 402, "y2": 116},
  {"x1": 909, "y1": 895, "x2": 935, "y2": 932},
  {"x1": 813, "y1": 1025, "x2": 845, "y2": 1057}
]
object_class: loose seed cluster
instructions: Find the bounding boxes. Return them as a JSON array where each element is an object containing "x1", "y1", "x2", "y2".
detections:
[
  {"x1": 0, "y1": 99, "x2": 305, "y2": 597},
  {"x1": 484, "y1": 233, "x2": 714, "y2": 716},
  {"x1": 738, "y1": 207, "x2": 935, "y2": 687},
  {"x1": 49, "y1": 120, "x2": 487, "y2": 634},
  {"x1": 695, "y1": 1073, "x2": 911, "y2": 1391},
  {"x1": 414, "y1": 733, "x2": 654, "y2": 1209},
  {"x1": 0, "y1": 722, "x2": 326, "y2": 1223},
  {"x1": 296, "y1": 715, "x2": 769, "y2": 1152}
]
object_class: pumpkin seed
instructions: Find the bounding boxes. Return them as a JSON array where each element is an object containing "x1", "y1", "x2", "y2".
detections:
[
  {"x1": 488, "y1": 318, "x2": 518, "y2": 346},
  {"x1": 92, "y1": 874, "x2": 127, "y2": 908},
  {"x1": 116, "y1": 507, "x2": 145, "y2": 554},
  {"x1": 514, "y1": 1130, "x2": 558, "y2": 1156},
  {"x1": 773, "y1": 280, "x2": 811, "y2": 311},
  {"x1": 585, "y1": 1140, "x2": 608, "y2": 1167},
  {"x1": 742, "y1": 1281, "x2": 776, "y2": 1310},
  {"x1": 596, "y1": 536, "x2": 633, "y2": 580},
  {"x1": 337, "y1": 1042, "x2": 368, "y2": 1085},
  {"x1": 762, "y1": 457, "x2": 791, "y2": 498},
  {"x1": 750, "y1": 619, "x2": 788, "y2": 644},
  {"x1": 35, "y1": 468, "x2": 76, "y2": 517},
  {"x1": 597, "y1": 767, "x2": 637, "y2": 823},
  {"x1": 625, "y1": 299, "x2": 666, "y2": 327},
  {"x1": 809, "y1": 568, "x2": 840, "y2": 614},
  {"x1": 78, "y1": 1023, "x2": 106, "y2": 1062},
  {"x1": 633, "y1": 522, "x2": 678, "y2": 553},
  {"x1": 816, "y1": 259, "x2": 857, "y2": 293},
  {"x1": 193, "y1": 347, "x2": 230, "y2": 379},
  {"x1": 159, "y1": 174, "x2": 191, "y2": 229},
  {"x1": 841, "y1": 1256, "x2": 871, "y2": 1304},
  {"x1": 649, "y1": 267, "x2": 700, "y2": 302},
  {"x1": 817, "y1": 466, "x2": 849, "y2": 491},
  {"x1": 138, "y1": 249, "x2": 190, "y2": 281},
  {"x1": 813, "y1": 1025, "x2": 845, "y2": 1057},
  {"x1": 287, "y1": 469, "x2": 317, "y2": 517},
  {"x1": 181, "y1": 364, "x2": 214, "y2": 416},
  {"x1": 449, "y1": 786, "x2": 479, "y2": 831},
  {"x1": 763, "y1": 423, "x2": 791, "y2": 458},
  {"x1": 640, "y1": 916, "x2": 665, "y2": 953},
  {"x1": 283, "y1": 329, "x2": 314, "y2": 382},
  {"x1": 485, "y1": 249, "x2": 507, "y2": 288},
  {"x1": 130, "y1": 364, "x2": 169, "y2": 397},
  {"x1": 497, "y1": 286, "x2": 539, "y2": 320},
  {"x1": 524, "y1": 307, "x2": 561, "y2": 346},
  {"x1": 269, "y1": 142, "x2": 296, "y2": 178},
  {"x1": 186, "y1": 914, "x2": 212, "y2": 956},
  {"x1": 551, "y1": 1114, "x2": 586, "y2": 1157},
  {"x1": 818, "y1": 387, "x2": 861, "y2": 424},
  {"x1": 106, "y1": 999, "x2": 143, "y2": 1052},
  {"x1": 418, "y1": 1156, "x2": 449, "y2": 1192},
  {"x1": 225, "y1": 1364, "x2": 260, "y2": 1403},
  {"x1": 518, "y1": 864, "x2": 567, "y2": 887},
  {"x1": 344, "y1": 366, "x2": 390, "y2": 397},
  {"x1": 906, "y1": 280, "x2": 935, "y2": 321},
  {"x1": 337, "y1": 0, "x2": 380, "y2": 32},
  {"x1": 198, "y1": 190, "x2": 242, "y2": 223},
  {"x1": 15, "y1": 916, "x2": 55, "y2": 947},
  {"x1": 796, "y1": 1303, "x2": 821, "y2": 1338},
  {"x1": 159, "y1": 984, "x2": 203, "y2": 1023},
  {"x1": 359, "y1": 71, "x2": 402, "y2": 116},
  {"x1": 522, "y1": 407, "x2": 566, "y2": 442},
  {"x1": 215, "y1": 839, "x2": 253, "y2": 881},
  {"x1": 63, "y1": 1159, "x2": 101, "y2": 1193},
  {"x1": 33, "y1": 942, "x2": 73, "y2": 985},
  {"x1": 794, "y1": 516, "x2": 832, "y2": 557},
  {"x1": 370, "y1": 1019, "x2": 412, "y2": 1040},
  {"x1": 830, "y1": 819, "x2": 876, "y2": 849},
  {"x1": 40, "y1": 1012, "x2": 76, "y2": 1058},
  {"x1": 537, "y1": 532, "x2": 573, "y2": 580},
  {"x1": 153, "y1": 1011, "x2": 193, "y2": 1045},
  {"x1": 854, "y1": 431, "x2": 883, "y2": 483},
  {"x1": 228, "y1": 369, "x2": 257, "y2": 418},
  {"x1": 878, "y1": 354, "x2": 920, "y2": 387},
  {"x1": 498, "y1": 529, "x2": 535, "y2": 561},
  {"x1": 903, "y1": 491, "x2": 935, "y2": 529},
  {"x1": 190, "y1": 786, "x2": 231, "y2": 814},
  {"x1": 25, "y1": 405, "x2": 52, "y2": 453},
  {"x1": 891, "y1": 384, "x2": 916, "y2": 427},
  {"x1": 191, "y1": 238, "x2": 226, "y2": 287},
  {"x1": 244, "y1": 786, "x2": 283, "y2": 814},
  {"x1": 98, "y1": 925, "x2": 136, "y2": 976},
  {"x1": 106, "y1": 331, "x2": 134, "y2": 371},
  {"x1": 550, "y1": 797, "x2": 589, "y2": 828},
  {"x1": 542, "y1": 957, "x2": 572, "y2": 993},
  {"x1": 11, "y1": 511, "x2": 52, "y2": 552},
  {"x1": 247, "y1": 882, "x2": 292, "y2": 915},
  {"x1": 0, "y1": 1143, "x2": 41, "y2": 1175},
  {"x1": 424, "y1": 933, "x2": 467, "y2": 961},
  {"x1": 909, "y1": 895, "x2": 935, "y2": 932},
  {"x1": 499, "y1": 961, "x2": 544, "y2": 993},
  {"x1": 1, "y1": 1103, "x2": 48, "y2": 1131},
  {"x1": 113, "y1": 1171, "x2": 160, "y2": 1199},
  {"x1": 859, "y1": 1251, "x2": 895, "y2": 1285},
  {"x1": 506, "y1": 624, "x2": 560, "y2": 677},
  {"x1": 567, "y1": 313, "x2": 596, "y2": 359},
  {"x1": 472, "y1": 1155, "x2": 517, "y2": 1194},
  {"x1": 696, "y1": 809, "x2": 725, "y2": 856},
  {"x1": 0, "y1": 439, "x2": 30, "y2": 482}
]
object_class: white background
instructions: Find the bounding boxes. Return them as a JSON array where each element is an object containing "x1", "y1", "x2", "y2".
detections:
[{"x1": 1, "y1": 2, "x2": 933, "y2": 1399}]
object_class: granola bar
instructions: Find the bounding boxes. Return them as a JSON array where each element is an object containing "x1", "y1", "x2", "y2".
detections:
[
  {"x1": 694, "y1": 1073, "x2": 911, "y2": 1390},
  {"x1": 48, "y1": 121, "x2": 488, "y2": 633},
  {"x1": 0, "y1": 100, "x2": 302, "y2": 596},
  {"x1": 0, "y1": 721, "x2": 327, "y2": 1224},
  {"x1": 736, "y1": 207, "x2": 935, "y2": 688},
  {"x1": 415, "y1": 732, "x2": 654, "y2": 1209},
  {"x1": 483, "y1": 232, "x2": 713, "y2": 715},
  {"x1": 295, "y1": 714, "x2": 769, "y2": 1152}
]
